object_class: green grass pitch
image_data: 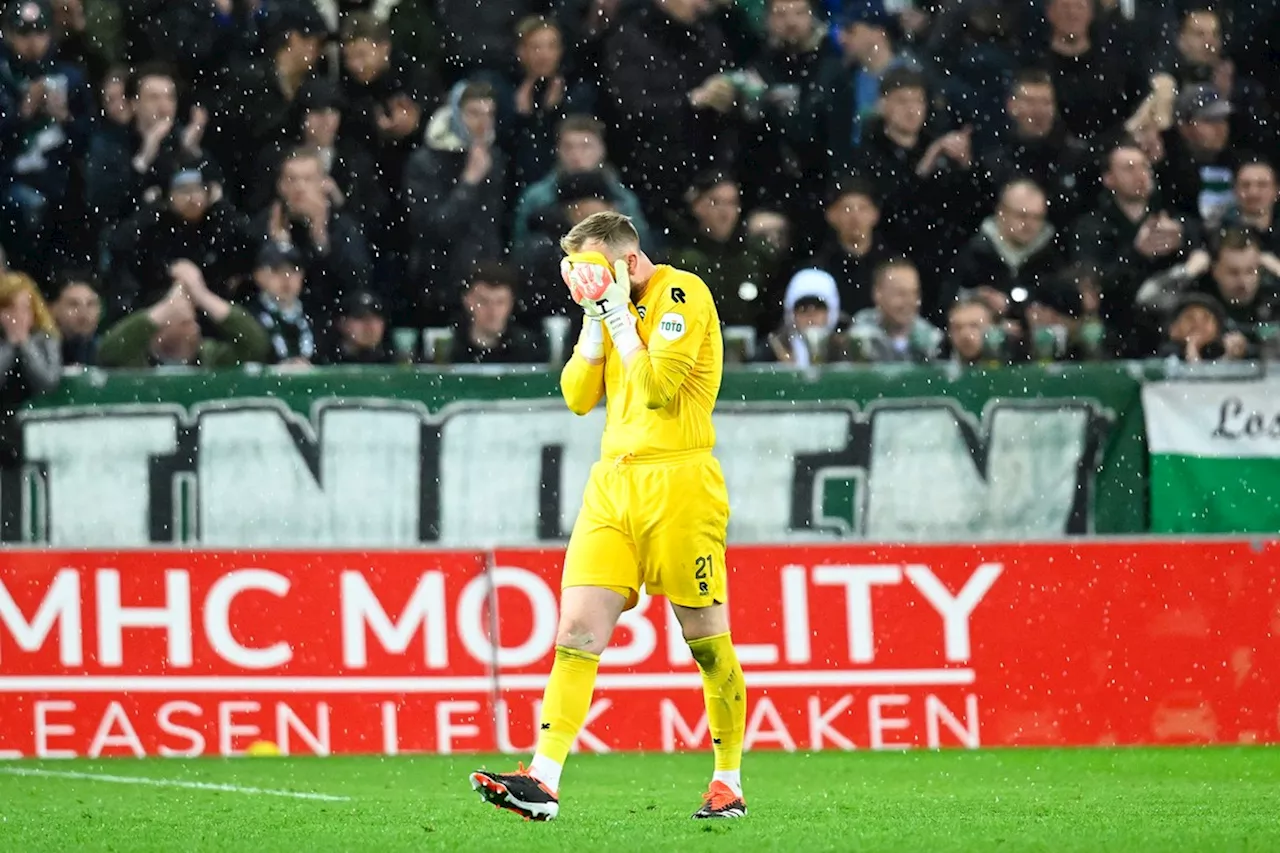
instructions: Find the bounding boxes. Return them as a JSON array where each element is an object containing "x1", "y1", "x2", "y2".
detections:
[{"x1": 1, "y1": 748, "x2": 1277, "y2": 852}]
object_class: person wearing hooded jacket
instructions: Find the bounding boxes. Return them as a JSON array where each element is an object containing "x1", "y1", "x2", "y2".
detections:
[
  {"x1": 759, "y1": 266, "x2": 847, "y2": 365},
  {"x1": 402, "y1": 79, "x2": 507, "y2": 327}
]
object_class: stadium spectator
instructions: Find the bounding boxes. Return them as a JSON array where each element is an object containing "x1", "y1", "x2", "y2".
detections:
[
  {"x1": 336, "y1": 10, "x2": 435, "y2": 237},
  {"x1": 1222, "y1": 159, "x2": 1280, "y2": 257},
  {"x1": 746, "y1": 0, "x2": 845, "y2": 238},
  {"x1": 0, "y1": 0, "x2": 92, "y2": 279},
  {"x1": 601, "y1": 0, "x2": 753, "y2": 220},
  {"x1": 252, "y1": 146, "x2": 372, "y2": 328},
  {"x1": 1160, "y1": 84, "x2": 1242, "y2": 223},
  {"x1": 257, "y1": 77, "x2": 391, "y2": 241},
  {"x1": 1192, "y1": 228, "x2": 1280, "y2": 358},
  {"x1": 843, "y1": 257, "x2": 942, "y2": 363},
  {"x1": 666, "y1": 171, "x2": 778, "y2": 331},
  {"x1": 208, "y1": 3, "x2": 327, "y2": 202},
  {"x1": 1158, "y1": 292, "x2": 1233, "y2": 362},
  {"x1": 101, "y1": 157, "x2": 255, "y2": 320},
  {"x1": 1071, "y1": 139, "x2": 1199, "y2": 357},
  {"x1": 833, "y1": 2, "x2": 920, "y2": 149},
  {"x1": 805, "y1": 175, "x2": 892, "y2": 317},
  {"x1": 319, "y1": 289, "x2": 394, "y2": 365},
  {"x1": 448, "y1": 261, "x2": 543, "y2": 365},
  {"x1": 434, "y1": 0, "x2": 541, "y2": 81},
  {"x1": 403, "y1": 80, "x2": 505, "y2": 327},
  {"x1": 0, "y1": 269, "x2": 59, "y2": 479},
  {"x1": 946, "y1": 178, "x2": 1065, "y2": 317},
  {"x1": 944, "y1": 297, "x2": 1001, "y2": 367},
  {"x1": 250, "y1": 242, "x2": 316, "y2": 366},
  {"x1": 1163, "y1": 5, "x2": 1273, "y2": 147},
  {"x1": 854, "y1": 66, "x2": 981, "y2": 299},
  {"x1": 980, "y1": 68, "x2": 1091, "y2": 230},
  {"x1": 97, "y1": 259, "x2": 269, "y2": 368},
  {"x1": 1032, "y1": 0, "x2": 1149, "y2": 141},
  {"x1": 510, "y1": 114, "x2": 649, "y2": 253},
  {"x1": 49, "y1": 269, "x2": 100, "y2": 366},
  {"x1": 84, "y1": 62, "x2": 205, "y2": 226},
  {"x1": 762, "y1": 266, "x2": 845, "y2": 365},
  {"x1": 491, "y1": 16, "x2": 594, "y2": 194}
]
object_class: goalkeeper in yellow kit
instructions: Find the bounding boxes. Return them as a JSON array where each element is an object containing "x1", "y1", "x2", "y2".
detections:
[{"x1": 469, "y1": 211, "x2": 747, "y2": 822}]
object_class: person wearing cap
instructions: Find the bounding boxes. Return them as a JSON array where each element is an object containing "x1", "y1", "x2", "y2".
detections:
[
  {"x1": 1161, "y1": 5, "x2": 1272, "y2": 147},
  {"x1": 97, "y1": 259, "x2": 269, "y2": 369},
  {"x1": 666, "y1": 170, "x2": 779, "y2": 334},
  {"x1": 1158, "y1": 292, "x2": 1232, "y2": 363},
  {"x1": 0, "y1": 0, "x2": 91, "y2": 278},
  {"x1": 1159, "y1": 83, "x2": 1240, "y2": 223},
  {"x1": 447, "y1": 261, "x2": 543, "y2": 365},
  {"x1": 320, "y1": 289, "x2": 395, "y2": 365},
  {"x1": 102, "y1": 156, "x2": 256, "y2": 320},
  {"x1": 251, "y1": 242, "x2": 316, "y2": 366}
]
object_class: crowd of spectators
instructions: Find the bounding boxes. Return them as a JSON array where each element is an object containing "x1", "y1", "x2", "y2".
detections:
[{"x1": 2, "y1": 0, "x2": 1280, "y2": 380}]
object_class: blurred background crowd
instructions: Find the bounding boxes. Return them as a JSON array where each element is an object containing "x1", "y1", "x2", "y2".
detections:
[{"x1": 1, "y1": 0, "x2": 1280, "y2": 375}]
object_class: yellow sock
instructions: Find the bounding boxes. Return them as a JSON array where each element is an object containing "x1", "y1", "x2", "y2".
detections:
[
  {"x1": 688, "y1": 632, "x2": 746, "y2": 772},
  {"x1": 534, "y1": 646, "x2": 601, "y2": 765}
]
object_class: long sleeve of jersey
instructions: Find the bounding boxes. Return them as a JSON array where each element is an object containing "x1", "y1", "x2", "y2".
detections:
[
  {"x1": 560, "y1": 351, "x2": 605, "y2": 415},
  {"x1": 626, "y1": 287, "x2": 712, "y2": 410}
]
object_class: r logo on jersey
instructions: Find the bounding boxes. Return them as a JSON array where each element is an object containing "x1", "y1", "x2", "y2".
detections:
[{"x1": 657, "y1": 312, "x2": 685, "y2": 340}]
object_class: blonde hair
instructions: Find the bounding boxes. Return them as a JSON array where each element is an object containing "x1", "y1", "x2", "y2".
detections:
[
  {"x1": 0, "y1": 273, "x2": 58, "y2": 338},
  {"x1": 560, "y1": 211, "x2": 640, "y2": 255}
]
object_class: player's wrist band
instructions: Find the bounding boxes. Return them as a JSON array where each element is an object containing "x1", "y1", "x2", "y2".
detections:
[{"x1": 578, "y1": 317, "x2": 605, "y2": 360}]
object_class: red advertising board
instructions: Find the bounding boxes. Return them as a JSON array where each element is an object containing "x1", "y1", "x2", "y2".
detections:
[{"x1": 0, "y1": 541, "x2": 1278, "y2": 758}]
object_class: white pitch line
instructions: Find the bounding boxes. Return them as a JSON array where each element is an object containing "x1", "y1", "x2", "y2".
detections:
[{"x1": 0, "y1": 767, "x2": 350, "y2": 802}]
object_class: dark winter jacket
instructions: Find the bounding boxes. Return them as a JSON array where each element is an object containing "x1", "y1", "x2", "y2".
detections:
[{"x1": 402, "y1": 91, "x2": 508, "y2": 326}]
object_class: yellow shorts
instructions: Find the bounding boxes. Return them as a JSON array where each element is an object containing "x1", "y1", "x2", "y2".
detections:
[{"x1": 563, "y1": 451, "x2": 730, "y2": 610}]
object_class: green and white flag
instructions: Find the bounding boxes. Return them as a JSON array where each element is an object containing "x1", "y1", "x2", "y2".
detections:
[{"x1": 1142, "y1": 378, "x2": 1280, "y2": 533}]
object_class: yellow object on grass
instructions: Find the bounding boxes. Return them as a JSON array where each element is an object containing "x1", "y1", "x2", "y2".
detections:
[{"x1": 246, "y1": 740, "x2": 281, "y2": 757}]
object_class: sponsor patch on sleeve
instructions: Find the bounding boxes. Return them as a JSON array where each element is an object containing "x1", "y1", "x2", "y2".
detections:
[{"x1": 656, "y1": 312, "x2": 686, "y2": 340}]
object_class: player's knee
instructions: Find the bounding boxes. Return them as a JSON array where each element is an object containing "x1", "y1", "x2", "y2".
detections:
[
  {"x1": 555, "y1": 618, "x2": 607, "y2": 655},
  {"x1": 688, "y1": 640, "x2": 720, "y2": 671}
]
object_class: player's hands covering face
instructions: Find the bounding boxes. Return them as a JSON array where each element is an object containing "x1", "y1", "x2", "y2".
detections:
[{"x1": 561, "y1": 256, "x2": 631, "y2": 319}]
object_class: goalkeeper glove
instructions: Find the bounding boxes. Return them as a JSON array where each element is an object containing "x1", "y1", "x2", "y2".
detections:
[{"x1": 562, "y1": 254, "x2": 642, "y2": 357}]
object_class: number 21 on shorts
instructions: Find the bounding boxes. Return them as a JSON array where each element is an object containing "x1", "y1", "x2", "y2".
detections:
[{"x1": 694, "y1": 554, "x2": 713, "y2": 596}]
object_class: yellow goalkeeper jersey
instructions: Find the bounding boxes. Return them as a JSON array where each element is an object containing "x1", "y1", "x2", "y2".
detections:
[{"x1": 560, "y1": 265, "x2": 724, "y2": 460}]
